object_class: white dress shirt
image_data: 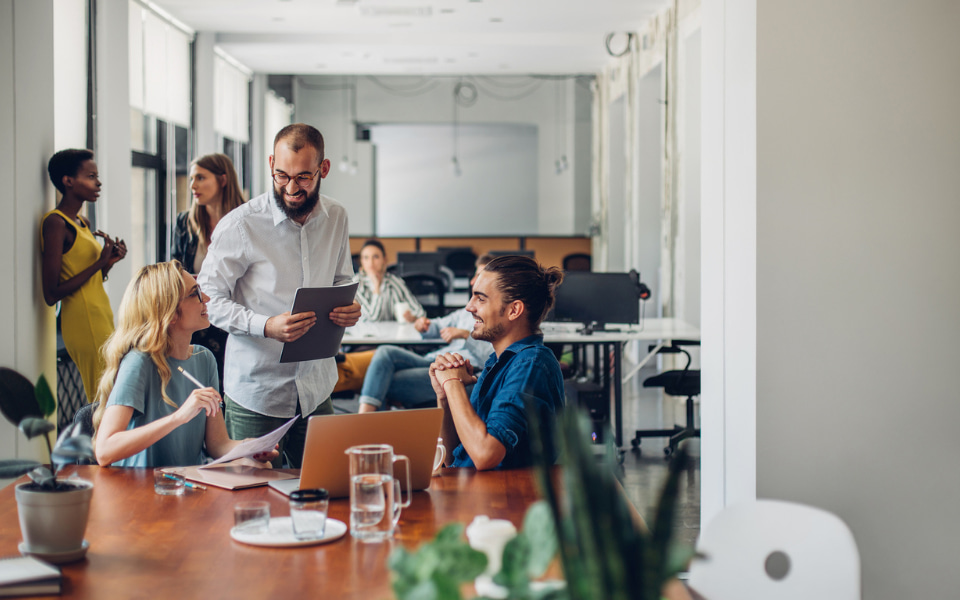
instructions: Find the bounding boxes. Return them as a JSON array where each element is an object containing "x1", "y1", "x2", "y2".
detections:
[{"x1": 198, "y1": 192, "x2": 355, "y2": 418}]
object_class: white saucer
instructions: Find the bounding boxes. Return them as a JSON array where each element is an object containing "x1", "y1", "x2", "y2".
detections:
[
  {"x1": 19, "y1": 539, "x2": 89, "y2": 564},
  {"x1": 230, "y1": 517, "x2": 347, "y2": 547}
]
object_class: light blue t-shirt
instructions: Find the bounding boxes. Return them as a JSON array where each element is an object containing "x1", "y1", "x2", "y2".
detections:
[{"x1": 107, "y1": 346, "x2": 219, "y2": 468}]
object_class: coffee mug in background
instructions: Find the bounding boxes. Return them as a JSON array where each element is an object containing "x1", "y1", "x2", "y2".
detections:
[
  {"x1": 432, "y1": 438, "x2": 446, "y2": 476},
  {"x1": 393, "y1": 301, "x2": 411, "y2": 322}
]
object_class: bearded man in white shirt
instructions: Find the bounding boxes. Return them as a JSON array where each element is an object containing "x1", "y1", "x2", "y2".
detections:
[{"x1": 198, "y1": 123, "x2": 361, "y2": 467}]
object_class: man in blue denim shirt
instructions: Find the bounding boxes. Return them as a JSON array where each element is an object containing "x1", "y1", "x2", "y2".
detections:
[{"x1": 429, "y1": 256, "x2": 565, "y2": 470}]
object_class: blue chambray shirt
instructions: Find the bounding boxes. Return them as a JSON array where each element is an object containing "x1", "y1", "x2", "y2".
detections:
[{"x1": 450, "y1": 334, "x2": 565, "y2": 469}]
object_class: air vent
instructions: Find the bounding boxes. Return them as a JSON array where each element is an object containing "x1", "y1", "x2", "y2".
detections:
[{"x1": 359, "y1": 6, "x2": 432, "y2": 17}]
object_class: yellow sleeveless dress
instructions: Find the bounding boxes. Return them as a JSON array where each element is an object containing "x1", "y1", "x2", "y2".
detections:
[{"x1": 40, "y1": 209, "x2": 115, "y2": 404}]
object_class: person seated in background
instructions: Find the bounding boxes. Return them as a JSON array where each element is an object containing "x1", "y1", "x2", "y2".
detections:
[
  {"x1": 91, "y1": 261, "x2": 279, "y2": 468},
  {"x1": 355, "y1": 239, "x2": 425, "y2": 323},
  {"x1": 430, "y1": 255, "x2": 565, "y2": 471},
  {"x1": 356, "y1": 254, "x2": 495, "y2": 413}
]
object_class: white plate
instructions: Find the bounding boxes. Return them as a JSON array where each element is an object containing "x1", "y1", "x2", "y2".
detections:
[{"x1": 230, "y1": 517, "x2": 347, "y2": 547}]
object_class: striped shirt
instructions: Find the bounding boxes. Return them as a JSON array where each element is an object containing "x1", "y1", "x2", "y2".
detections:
[{"x1": 356, "y1": 271, "x2": 425, "y2": 322}]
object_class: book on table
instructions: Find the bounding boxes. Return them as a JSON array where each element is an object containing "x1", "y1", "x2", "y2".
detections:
[{"x1": 0, "y1": 555, "x2": 61, "y2": 596}]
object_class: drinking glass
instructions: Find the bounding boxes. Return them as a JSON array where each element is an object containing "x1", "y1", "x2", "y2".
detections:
[
  {"x1": 289, "y1": 488, "x2": 329, "y2": 540},
  {"x1": 154, "y1": 468, "x2": 185, "y2": 496},
  {"x1": 234, "y1": 501, "x2": 270, "y2": 535},
  {"x1": 346, "y1": 444, "x2": 411, "y2": 542}
]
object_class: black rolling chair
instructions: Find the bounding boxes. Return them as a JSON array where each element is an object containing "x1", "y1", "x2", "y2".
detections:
[
  {"x1": 402, "y1": 273, "x2": 448, "y2": 318},
  {"x1": 631, "y1": 340, "x2": 700, "y2": 457},
  {"x1": 444, "y1": 249, "x2": 478, "y2": 279},
  {"x1": 73, "y1": 401, "x2": 98, "y2": 438}
]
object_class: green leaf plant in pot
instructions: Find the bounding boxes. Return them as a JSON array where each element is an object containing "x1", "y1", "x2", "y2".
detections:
[
  {"x1": 14, "y1": 421, "x2": 97, "y2": 564},
  {"x1": 388, "y1": 405, "x2": 696, "y2": 600}
]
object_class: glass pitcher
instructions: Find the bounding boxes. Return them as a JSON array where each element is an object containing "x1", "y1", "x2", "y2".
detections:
[{"x1": 345, "y1": 444, "x2": 411, "y2": 542}]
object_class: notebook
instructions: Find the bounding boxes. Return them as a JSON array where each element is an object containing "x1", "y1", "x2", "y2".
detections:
[
  {"x1": 269, "y1": 408, "x2": 444, "y2": 499},
  {"x1": 176, "y1": 464, "x2": 298, "y2": 491},
  {"x1": 279, "y1": 282, "x2": 359, "y2": 363},
  {"x1": 0, "y1": 556, "x2": 61, "y2": 596}
]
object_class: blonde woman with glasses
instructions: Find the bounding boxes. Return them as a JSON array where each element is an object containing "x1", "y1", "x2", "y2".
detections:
[{"x1": 91, "y1": 260, "x2": 278, "y2": 468}]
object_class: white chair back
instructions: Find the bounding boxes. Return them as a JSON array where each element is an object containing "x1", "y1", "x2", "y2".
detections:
[{"x1": 689, "y1": 499, "x2": 861, "y2": 600}]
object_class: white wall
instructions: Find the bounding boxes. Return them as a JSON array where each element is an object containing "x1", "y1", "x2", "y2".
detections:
[
  {"x1": 706, "y1": 0, "x2": 960, "y2": 597},
  {"x1": 754, "y1": 1, "x2": 960, "y2": 597},
  {"x1": 293, "y1": 75, "x2": 588, "y2": 237},
  {"x1": 0, "y1": 0, "x2": 59, "y2": 462},
  {"x1": 53, "y1": 0, "x2": 87, "y2": 150}
]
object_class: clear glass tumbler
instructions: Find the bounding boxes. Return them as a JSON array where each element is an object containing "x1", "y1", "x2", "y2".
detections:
[{"x1": 289, "y1": 488, "x2": 329, "y2": 540}]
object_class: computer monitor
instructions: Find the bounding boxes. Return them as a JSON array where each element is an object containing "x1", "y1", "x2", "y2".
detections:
[
  {"x1": 549, "y1": 272, "x2": 642, "y2": 329},
  {"x1": 488, "y1": 249, "x2": 535, "y2": 258},
  {"x1": 396, "y1": 251, "x2": 444, "y2": 277}
]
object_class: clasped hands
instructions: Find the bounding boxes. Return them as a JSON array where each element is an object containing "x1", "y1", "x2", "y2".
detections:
[{"x1": 429, "y1": 352, "x2": 478, "y2": 401}]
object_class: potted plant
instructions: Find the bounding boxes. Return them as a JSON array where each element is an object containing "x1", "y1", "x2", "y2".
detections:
[
  {"x1": 13, "y1": 420, "x2": 96, "y2": 563},
  {"x1": 0, "y1": 369, "x2": 56, "y2": 479},
  {"x1": 388, "y1": 407, "x2": 697, "y2": 600}
]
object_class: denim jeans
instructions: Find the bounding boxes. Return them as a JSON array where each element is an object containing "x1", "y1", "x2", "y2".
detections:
[
  {"x1": 359, "y1": 345, "x2": 436, "y2": 410},
  {"x1": 224, "y1": 395, "x2": 333, "y2": 468}
]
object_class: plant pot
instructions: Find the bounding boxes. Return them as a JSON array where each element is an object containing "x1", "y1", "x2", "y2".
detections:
[{"x1": 15, "y1": 478, "x2": 93, "y2": 558}]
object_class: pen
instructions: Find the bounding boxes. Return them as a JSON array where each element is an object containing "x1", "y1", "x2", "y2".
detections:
[
  {"x1": 165, "y1": 473, "x2": 206, "y2": 490},
  {"x1": 177, "y1": 366, "x2": 205, "y2": 389}
]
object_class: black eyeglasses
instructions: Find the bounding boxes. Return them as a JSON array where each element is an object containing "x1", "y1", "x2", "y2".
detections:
[
  {"x1": 272, "y1": 169, "x2": 320, "y2": 187},
  {"x1": 186, "y1": 286, "x2": 203, "y2": 304}
]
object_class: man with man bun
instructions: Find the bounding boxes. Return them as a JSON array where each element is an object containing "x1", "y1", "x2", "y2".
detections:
[{"x1": 429, "y1": 255, "x2": 565, "y2": 470}]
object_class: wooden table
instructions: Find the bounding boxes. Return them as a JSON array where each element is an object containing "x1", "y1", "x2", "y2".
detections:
[{"x1": 0, "y1": 466, "x2": 546, "y2": 599}]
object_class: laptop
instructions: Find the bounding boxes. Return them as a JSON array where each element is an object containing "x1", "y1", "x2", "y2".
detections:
[{"x1": 269, "y1": 407, "x2": 444, "y2": 498}]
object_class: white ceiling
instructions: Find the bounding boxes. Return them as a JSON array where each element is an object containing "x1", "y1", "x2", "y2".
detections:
[{"x1": 149, "y1": 0, "x2": 668, "y2": 75}]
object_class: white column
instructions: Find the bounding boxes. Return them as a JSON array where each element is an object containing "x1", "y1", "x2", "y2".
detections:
[
  {"x1": 95, "y1": 0, "x2": 132, "y2": 313},
  {"x1": 0, "y1": 0, "x2": 58, "y2": 462},
  {"x1": 700, "y1": 0, "x2": 757, "y2": 525}
]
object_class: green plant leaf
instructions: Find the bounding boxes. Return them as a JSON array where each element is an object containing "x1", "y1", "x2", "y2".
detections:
[
  {"x1": 27, "y1": 466, "x2": 55, "y2": 488},
  {"x1": 18, "y1": 417, "x2": 54, "y2": 440},
  {"x1": 522, "y1": 501, "x2": 558, "y2": 578},
  {"x1": 34, "y1": 374, "x2": 56, "y2": 418},
  {"x1": 494, "y1": 533, "x2": 531, "y2": 590}
]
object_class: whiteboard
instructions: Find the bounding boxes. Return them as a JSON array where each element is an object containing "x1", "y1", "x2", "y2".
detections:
[{"x1": 371, "y1": 123, "x2": 538, "y2": 236}]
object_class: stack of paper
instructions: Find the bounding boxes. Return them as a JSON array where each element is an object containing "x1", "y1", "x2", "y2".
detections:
[{"x1": 0, "y1": 555, "x2": 61, "y2": 596}]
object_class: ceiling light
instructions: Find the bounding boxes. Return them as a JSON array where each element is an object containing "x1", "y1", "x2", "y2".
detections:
[
  {"x1": 439, "y1": 8, "x2": 454, "y2": 14},
  {"x1": 490, "y1": 17, "x2": 502, "y2": 23}
]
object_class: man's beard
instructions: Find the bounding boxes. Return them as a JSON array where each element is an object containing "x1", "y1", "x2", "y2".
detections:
[{"x1": 272, "y1": 180, "x2": 320, "y2": 221}]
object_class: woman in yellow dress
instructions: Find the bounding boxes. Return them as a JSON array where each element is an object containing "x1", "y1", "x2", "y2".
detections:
[{"x1": 41, "y1": 149, "x2": 127, "y2": 404}]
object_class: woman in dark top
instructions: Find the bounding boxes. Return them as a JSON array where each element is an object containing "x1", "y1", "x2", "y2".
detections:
[{"x1": 171, "y1": 153, "x2": 245, "y2": 390}]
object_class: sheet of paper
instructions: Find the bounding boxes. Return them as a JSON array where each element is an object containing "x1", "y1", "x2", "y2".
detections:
[{"x1": 200, "y1": 416, "x2": 298, "y2": 468}]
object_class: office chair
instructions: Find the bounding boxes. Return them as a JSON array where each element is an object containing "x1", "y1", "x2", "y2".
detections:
[
  {"x1": 72, "y1": 401, "x2": 98, "y2": 438},
  {"x1": 444, "y1": 249, "x2": 478, "y2": 279},
  {"x1": 689, "y1": 499, "x2": 861, "y2": 600},
  {"x1": 402, "y1": 273, "x2": 448, "y2": 318},
  {"x1": 562, "y1": 252, "x2": 592, "y2": 272},
  {"x1": 631, "y1": 340, "x2": 700, "y2": 457}
]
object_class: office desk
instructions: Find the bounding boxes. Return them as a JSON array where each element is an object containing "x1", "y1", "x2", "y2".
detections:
[
  {"x1": 0, "y1": 467, "x2": 545, "y2": 599},
  {"x1": 344, "y1": 319, "x2": 701, "y2": 449}
]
